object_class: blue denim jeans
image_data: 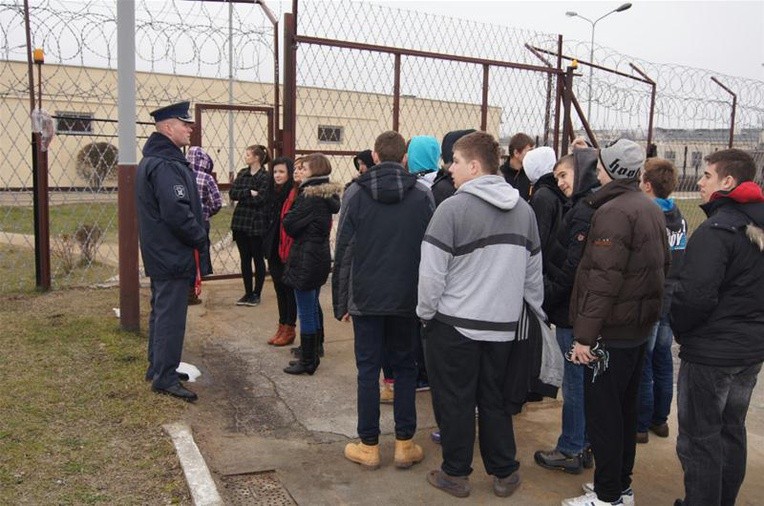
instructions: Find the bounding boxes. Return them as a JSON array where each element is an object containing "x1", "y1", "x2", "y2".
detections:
[
  {"x1": 637, "y1": 317, "x2": 675, "y2": 432},
  {"x1": 294, "y1": 288, "x2": 320, "y2": 334},
  {"x1": 677, "y1": 360, "x2": 761, "y2": 506},
  {"x1": 352, "y1": 315, "x2": 418, "y2": 444},
  {"x1": 556, "y1": 327, "x2": 587, "y2": 455}
]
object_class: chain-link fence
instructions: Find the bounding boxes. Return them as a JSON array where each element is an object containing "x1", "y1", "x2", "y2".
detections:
[
  {"x1": 1, "y1": 0, "x2": 763, "y2": 293},
  {"x1": 0, "y1": 0, "x2": 280, "y2": 292}
]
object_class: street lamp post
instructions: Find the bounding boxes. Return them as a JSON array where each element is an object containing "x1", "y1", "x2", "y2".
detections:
[{"x1": 566, "y1": 2, "x2": 632, "y2": 122}]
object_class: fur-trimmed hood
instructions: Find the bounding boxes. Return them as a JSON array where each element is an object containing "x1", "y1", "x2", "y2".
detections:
[
  {"x1": 746, "y1": 223, "x2": 764, "y2": 252},
  {"x1": 299, "y1": 176, "x2": 342, "y2": 213}
]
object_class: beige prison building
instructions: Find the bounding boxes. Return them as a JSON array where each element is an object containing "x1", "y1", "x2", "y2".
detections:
[{"x1": 1, "y1": 61, "x2": 502, "y2": 188}]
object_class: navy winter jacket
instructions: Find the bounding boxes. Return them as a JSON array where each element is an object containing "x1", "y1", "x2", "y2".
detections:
[
  {"x1": 332, "y1": 162, "x2": 434, "y2": 319},
  {"x1": 135, "y1": 132, "x2": 208, "y2": 280}
]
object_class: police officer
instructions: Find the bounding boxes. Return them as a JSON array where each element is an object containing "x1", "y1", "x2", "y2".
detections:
[{"x1": 136, "y1": 101, "x2": 208, "y2": 402}]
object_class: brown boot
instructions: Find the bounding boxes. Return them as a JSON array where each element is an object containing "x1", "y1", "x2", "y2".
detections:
[
  {"x1": 272, "y1": 324, "x2": 296, "y2": 347},
  {"x1": 267, "y1": 324, "x2": 284, "y2": 345},
  {"x1": 394, "y1": 439, "x2": 424, "y2": 469}
]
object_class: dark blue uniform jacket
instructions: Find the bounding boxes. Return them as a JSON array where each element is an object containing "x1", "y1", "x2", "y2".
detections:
[{"x1": 135, "y1": 132, "x2": 208, "y2": 280}]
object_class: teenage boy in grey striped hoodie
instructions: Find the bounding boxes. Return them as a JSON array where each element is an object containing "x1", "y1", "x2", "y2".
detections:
[{"x1": 417, "y1": 131, "x2": 544, "y2": 499}]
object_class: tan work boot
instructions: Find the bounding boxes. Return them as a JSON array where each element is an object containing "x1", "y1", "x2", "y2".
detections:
[
  {"x1": 267, "y1": 324, "x2": 284, "y2": 345},
  {"x1": 272, "y1": 324, "x2": 296, "y2": 347},
  {"x1": 344, "y1": 442, "x2": 380, "y2": 469},
  {"x1": 380, "y1": 381, "x2": 394, "y2": 404},
  {"x1": 394, "y1": 439, "x2": 424, "y2": 469}
]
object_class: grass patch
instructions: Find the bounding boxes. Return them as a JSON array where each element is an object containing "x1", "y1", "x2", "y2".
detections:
[
  {"x1": 675, "y1": 198, "x2": 704, "y2": 236},
  {"x1": 0, "y1": 244, "x2": 117, "y2": 294},
  {"x1": 0, "y1": 287, "x2": 191, "y2": 504},
  {"x1": 0, "y1": 203, "x2": 119, "y2": 244},
  {"x1": 1, "y1": 201, "x2": 235, "y2": 251}
]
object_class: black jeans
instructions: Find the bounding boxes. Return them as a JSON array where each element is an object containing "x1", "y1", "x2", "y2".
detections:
[
  {"x1": 352, "y1": 315, "x2": 418, "y2": 444},
  {"x1": 425, "y1": 319, "x2": 519, "y2": 478},
  {"x1": 584, "y1": 344, "x2": 645, "y2": 503},
  {"x1": 270, "y1": 258, "x2": 296, "y2": 326},
  {"x1": 677, "y1": 360, "x2": 762, "y2": 506},
  {"x1": 234, "y1": 233, "x2": 265, "y2": 296}
]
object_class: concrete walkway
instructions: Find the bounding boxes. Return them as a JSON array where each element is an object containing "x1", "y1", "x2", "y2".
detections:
[{"x1": 179, "y1": 279, "x2": 764, "y2": 505}]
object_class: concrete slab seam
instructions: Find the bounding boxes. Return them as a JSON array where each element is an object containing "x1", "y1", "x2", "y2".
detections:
[{"x1": 163, "y1": 421, "x2": 224, "y2": 506}]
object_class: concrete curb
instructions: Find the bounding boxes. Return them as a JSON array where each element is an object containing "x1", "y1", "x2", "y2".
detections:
[{"x1": 163, "y1": 422, "x2": 223, "y2": 506}]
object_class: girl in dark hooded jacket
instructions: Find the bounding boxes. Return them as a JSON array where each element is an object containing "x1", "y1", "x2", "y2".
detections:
[{"x1": 282, "y1": 153, "x2": 342, "y2": 375}]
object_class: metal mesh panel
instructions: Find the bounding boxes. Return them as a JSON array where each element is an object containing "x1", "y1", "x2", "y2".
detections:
[
  {"x1": 0, "y1": 0, "x2": 279, "y2": 291},
  {"x1": 1, "y1": 0, "x2": 763, "y2": 292}
]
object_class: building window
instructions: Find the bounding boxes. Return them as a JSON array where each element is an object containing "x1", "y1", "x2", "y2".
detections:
[
  {"x1": 664, "y1": 150, "x2": 676, "y2": 163},
  {"x1": 691, "y1": 151, "x2": 703, "y2": 167},
  {"x1": 318, "y1": 125, "x2": 343, "y2": 143},
  {"x1": 56, "y1": 112, "x2": 93, "y2": 134}
]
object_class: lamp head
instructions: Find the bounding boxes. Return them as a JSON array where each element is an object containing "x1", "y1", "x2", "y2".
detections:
[
  {"x1": 565, "y1": 11, "x2": 578, "y2": 17},
  {"x1": 615, "y1": 3, "x2": 632, "y2": 12}
]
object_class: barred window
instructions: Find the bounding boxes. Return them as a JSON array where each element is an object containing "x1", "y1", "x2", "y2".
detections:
[
  {"x1": 318, "y1": 125, "x2": 343, "y2": 143},
  {"x1": 56, "y1": 112, "x2": 93, "y2": 134},
  {"x1": 691, "y1": 151, "x2": 703, "y2": 167},
  {"x1": 664, "y1": 150, "x2": 676, "y2": 163}
]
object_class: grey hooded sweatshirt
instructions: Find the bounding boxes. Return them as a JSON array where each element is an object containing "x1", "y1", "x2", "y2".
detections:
[{"x1": 417, "y1": 174, "x2": 544, "y2": 342}]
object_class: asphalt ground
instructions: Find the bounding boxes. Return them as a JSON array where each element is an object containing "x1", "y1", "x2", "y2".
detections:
[{"x1": 176, "y1": 278, "x2": 764, "y2": 505}]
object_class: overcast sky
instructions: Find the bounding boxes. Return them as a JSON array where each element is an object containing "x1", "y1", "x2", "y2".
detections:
[{"x1": 365, "y1": 0, "x2": 764, "y2": 81}]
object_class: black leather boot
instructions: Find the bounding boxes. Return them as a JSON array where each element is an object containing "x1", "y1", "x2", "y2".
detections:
[
  {"x1": 316, "y1": 327, "x2": 325, "y2": 357},
  {"x1": 283, "y1": 334, "x2": 319, "y2": 375}
]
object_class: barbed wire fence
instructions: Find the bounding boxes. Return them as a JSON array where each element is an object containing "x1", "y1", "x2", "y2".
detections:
[{"x1": 1, "y1": 0, "x2": 762, "y2": 293}]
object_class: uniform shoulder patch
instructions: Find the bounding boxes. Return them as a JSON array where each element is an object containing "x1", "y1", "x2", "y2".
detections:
[{"x1": 173, "y1": 185, "x2": 186, "y2": 198}]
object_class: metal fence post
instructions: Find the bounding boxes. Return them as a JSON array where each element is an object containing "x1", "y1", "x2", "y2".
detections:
[
  {"x1": 553, "y1": 35, "x2": 563, "y2": 157},
  {"x1": 561, "y1": 64, "x2": 575, "y2": 156},
  {"x1": 629, "y1": 63, "x2": 656, "y2": 150},
  {"x1": 393, "y1": 53, "x2": 400, "y2": 132},
  {"x1": 283, "y1": 12, "x2": 297, "y2": 159},
  {"x1": 117, "y1": 0, "x2": 139, "y2": 331},
  {"x1": 711, "y1": 77, "x2": 737, "y2": 148}
]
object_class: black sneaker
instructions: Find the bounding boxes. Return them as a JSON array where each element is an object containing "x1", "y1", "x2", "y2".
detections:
[
  {"x1": 243, "y1": 293, "x2": 261, "y2": 307},
  {"x1": 533, "y1": 448, "x2": 583, "y2": 474},
  {"x1": 236, "y1": 294, "x2": 251, "y2": 306}
]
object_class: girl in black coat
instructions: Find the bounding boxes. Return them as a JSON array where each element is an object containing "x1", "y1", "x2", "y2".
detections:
[
  {"x1": 282, "y1": 153, "x2": 342, "y2": 375},
  {"x1": 264, "y1": 157, "x2": 298, "y2": 347}
]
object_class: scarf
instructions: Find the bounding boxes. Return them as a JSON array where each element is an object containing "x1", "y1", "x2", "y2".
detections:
[{"x1": 278, "y1": 187, "x2": 298, "y2": 262}]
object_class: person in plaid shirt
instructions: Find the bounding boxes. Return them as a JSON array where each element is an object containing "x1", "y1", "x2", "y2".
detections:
[
  {"x1": 186, "y1": 146, "x2": 223, "y2": 286},
  {"x1": 230, "y1": 144, "x2": 273, "y2": 306}
]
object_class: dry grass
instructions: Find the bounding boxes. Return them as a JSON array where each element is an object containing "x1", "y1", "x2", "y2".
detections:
[{"x1": 0, "y1": 287, "x2": 191, "y2": 504}]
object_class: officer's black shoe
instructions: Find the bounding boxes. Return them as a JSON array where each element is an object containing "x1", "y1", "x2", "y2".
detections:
[
  {"x1": 152, "y1": 383, "x2": 198, "y2": 402},
  {"x1": 177, "y1": 371, "x2": 190, "y2": 382}
]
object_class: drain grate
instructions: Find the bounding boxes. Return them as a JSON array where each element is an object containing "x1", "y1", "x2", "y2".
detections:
[{"x1": 220, "y1": 471, "x2": 296, "y2": 505}]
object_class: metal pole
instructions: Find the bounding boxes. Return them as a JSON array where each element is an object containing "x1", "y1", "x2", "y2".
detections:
[
  {"x1": 255, "y1": 1, "x2": 280, "y2": 156},
  {"x1": 117, "y1": 0, "x2": 139, "y2": 331},
  {"x1": 24, "y1": 0, "x2": 51, "y2": 290},
  {"x1": 392, "y1": 54, "x2": 401, "y2": 132},
  {"x1": 711, "y1": 77, "x2": 737, "y2": 148},
  {"x1": 553, "y1": 35, "x2": 563, "y2": 156},
  {"x1": 588, "y1": 24, "x2": 594, "y2": 122},
  {"x1": 282, "y1": 12, "x2": 297, "y2": 159},
  {"x1": 629, "y1": 63, "x2": 656, "y2": 150},
  {"x1": 561, "y1": 65, "x2": 575, "y2": 156},
  {"x1": 480, "y1": 64, "x2": 489, "y2": 131},
  {"x1": 228, "y1": 1, "x2": 235, "y2": 182}
]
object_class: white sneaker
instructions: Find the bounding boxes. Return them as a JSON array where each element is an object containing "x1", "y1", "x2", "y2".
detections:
[
  {"x1": 561, "y1": 492, "x2": 623, "y2": 506},
  {"x1": 582, "y1": 483, "x2": 634, "y2": 506}
]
